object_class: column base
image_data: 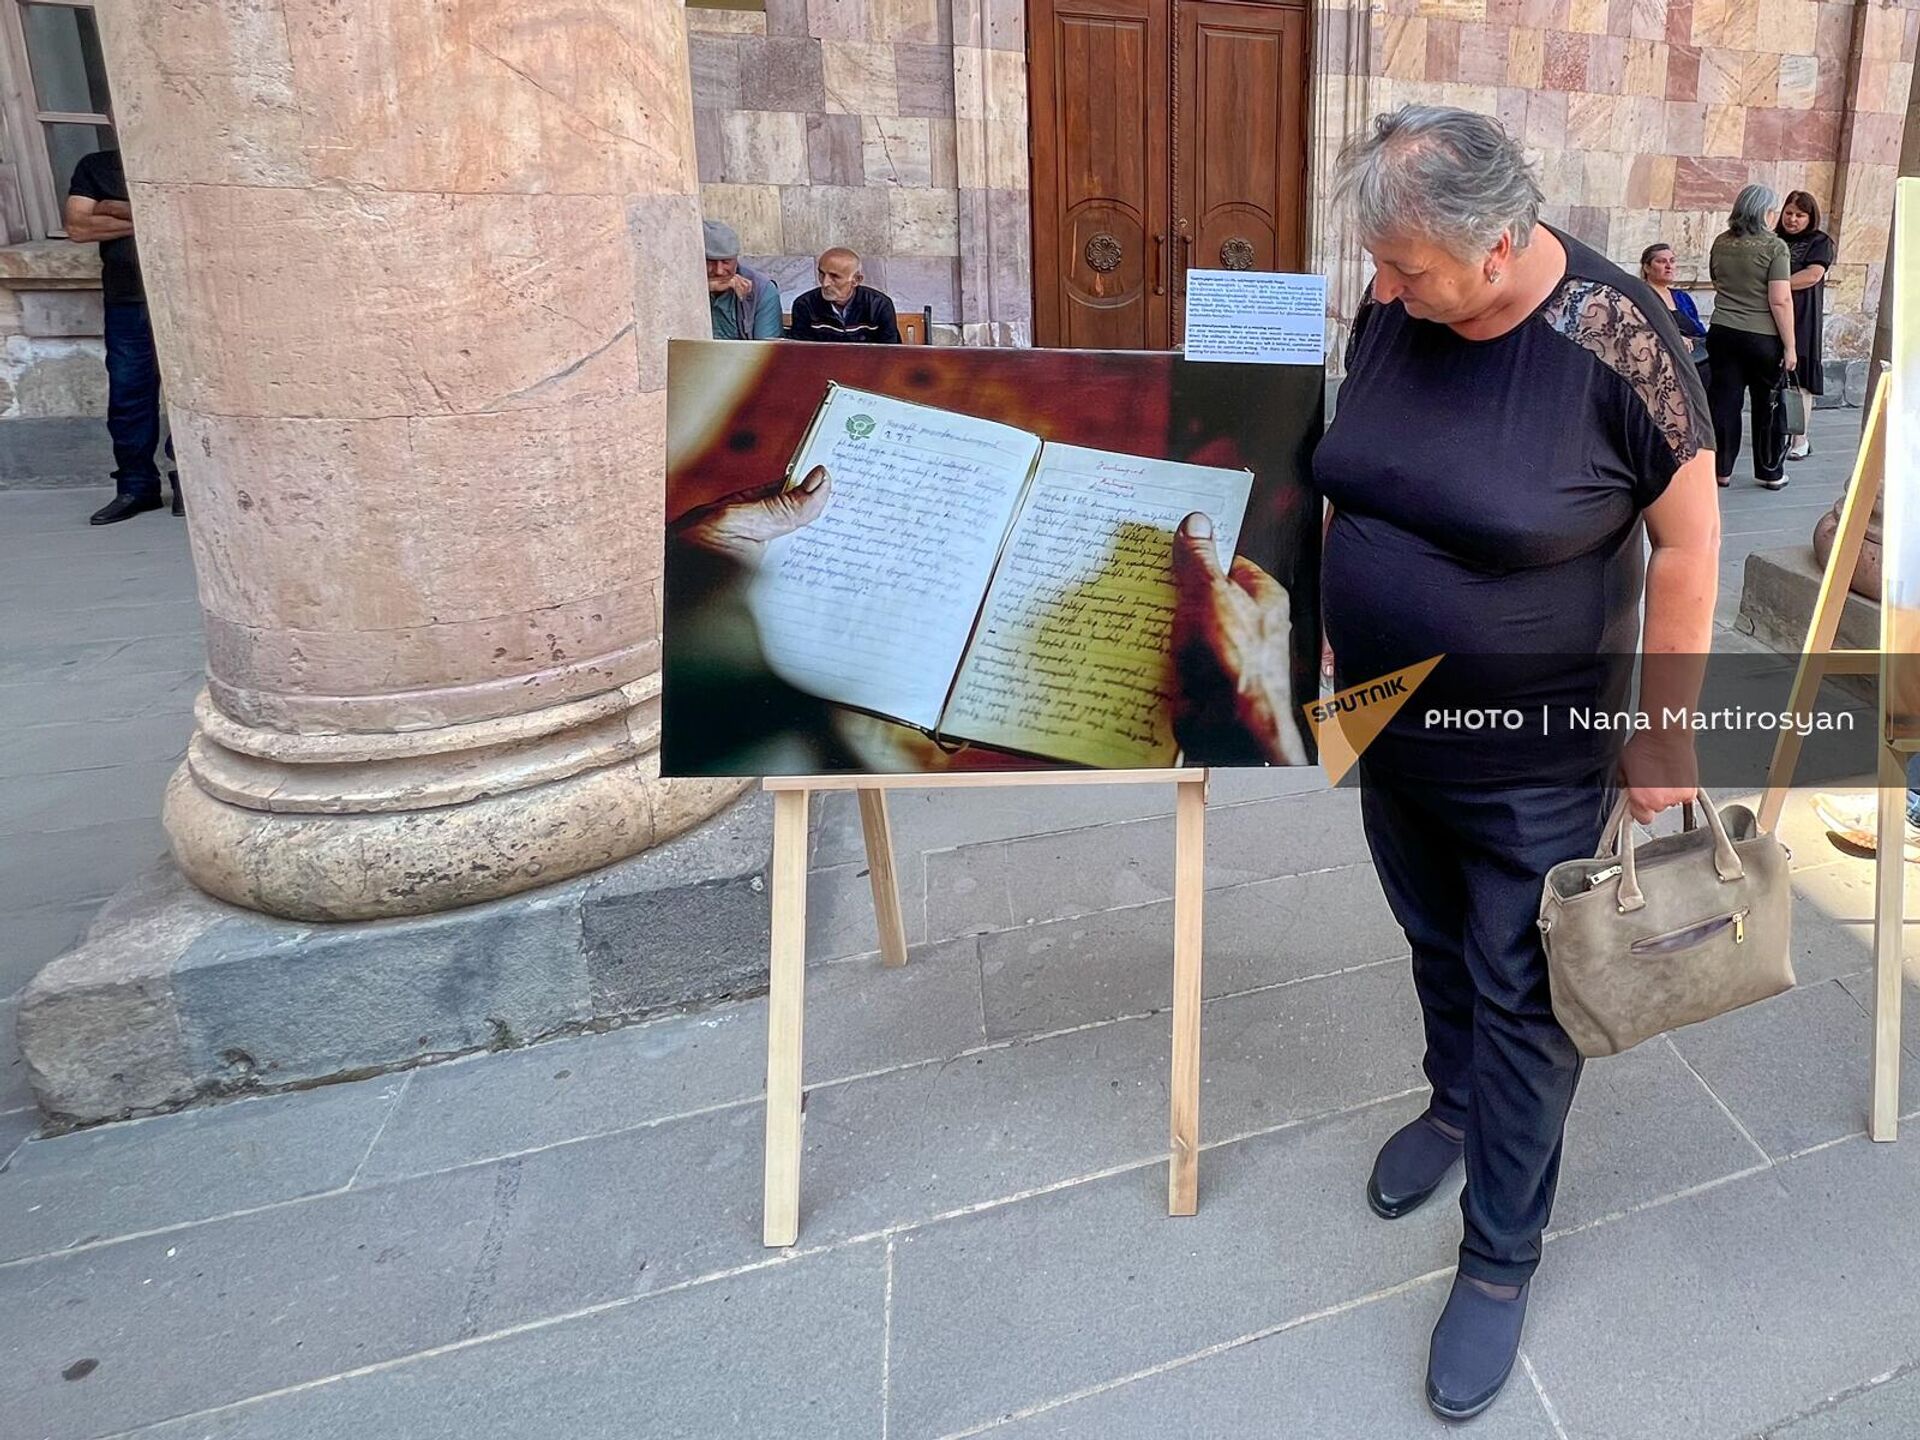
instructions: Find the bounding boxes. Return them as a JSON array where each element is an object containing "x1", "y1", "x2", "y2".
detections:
[
  {"x1": 22, "y1": 787, "x2": 777, "y2": 1126},
  {"x1": 166, "y1": 749, "x2": 746, "y2": 923},
  {"x1": 163, "y1": 681, "x2": 746, "y2": 922}
]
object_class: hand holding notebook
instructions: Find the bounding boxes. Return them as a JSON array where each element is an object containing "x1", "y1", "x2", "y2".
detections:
[{"x1": 740, "y1": 384, "x2": 1255, "y2": 767}]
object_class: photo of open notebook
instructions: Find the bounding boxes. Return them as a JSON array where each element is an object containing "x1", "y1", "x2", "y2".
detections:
[{"x1": 743, "y1": 383, "x2": 1254, "y2": 768}]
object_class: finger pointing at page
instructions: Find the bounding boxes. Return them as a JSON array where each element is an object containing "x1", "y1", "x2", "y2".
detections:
[{"x1": 673, "y1": 466, "x2": 833, "y2": 563}]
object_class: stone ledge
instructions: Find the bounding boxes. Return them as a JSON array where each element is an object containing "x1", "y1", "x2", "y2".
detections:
[
  {"x1": 17, "y1": 789, "x2": 779, "y2": 1127},
  {"x1": 0, "y1": 240, "x2": 103, "y2": 290},
  {"x1": 1814, "y1": 358, "x2": 1873, "y2": 409},
  {"x1": 1735, "y1": 545, "x2": 1879, "y2": 706}
]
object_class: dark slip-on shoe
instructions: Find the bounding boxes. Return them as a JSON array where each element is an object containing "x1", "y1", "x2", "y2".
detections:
[
  {"x1": 1426, "y1": 1274, "x2": 1529, "y2": 1422},
  {"x1": 1366, "y1": 1113, "x2": 1465, "y2": 1219}
]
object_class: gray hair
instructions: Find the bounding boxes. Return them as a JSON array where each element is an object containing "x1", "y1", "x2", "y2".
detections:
[
  {"x1": 1727, "y1": 184, "x2": 1778, "y2": 236},
  {"x1": 1332, "y1": 105, "x2": 1543, "y2": 261}
]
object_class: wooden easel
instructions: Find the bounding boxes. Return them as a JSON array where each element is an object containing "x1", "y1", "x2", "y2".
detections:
[
  {"x1": 1760, "y1": 373, "x2": 1905, "y2": 1140},
  {"x1": 760, "y1": 768, "x2": 1209, "y2": 1247}
]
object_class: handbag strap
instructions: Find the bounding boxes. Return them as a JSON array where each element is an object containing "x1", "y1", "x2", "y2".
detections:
[
  {"x1": 1599, "y1": 796, "x2": 1701, "y2": 857},
  {"x1": 1615, "y1": 787, "x2": 1744, "y2": 912}
]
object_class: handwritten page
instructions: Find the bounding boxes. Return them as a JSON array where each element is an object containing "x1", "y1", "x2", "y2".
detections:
[
  {"x1": 744, "y1": 385, "x2": 1042, "y2": 731},
  {"x1": 1183, "y1": 270, "x2": 1327, "y2": 366},
  {"x1": 940, "y1": 443, "x2": 1253, "y2": 767}
]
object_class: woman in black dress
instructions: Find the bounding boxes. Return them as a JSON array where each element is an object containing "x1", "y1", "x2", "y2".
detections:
[
  {"x1": 1171, "y1": 105, "x2": 1719, "y2": 1421},
  {"x1": 1776, "y1": 190, "x2": 1834, "y2": 460}
]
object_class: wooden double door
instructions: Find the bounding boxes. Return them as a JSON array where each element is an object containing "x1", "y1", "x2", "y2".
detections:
[{"x1": 1028, "y1": 0, "x2": 1310, "y2": 350}]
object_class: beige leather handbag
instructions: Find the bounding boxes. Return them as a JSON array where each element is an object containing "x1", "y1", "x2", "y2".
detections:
[{"x1": 1539, "y1": 790, "x2": 1793, "y2": 1058}]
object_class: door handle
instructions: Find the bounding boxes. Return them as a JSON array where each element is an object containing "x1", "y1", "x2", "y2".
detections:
[
  {"x1": 1153, "y1": 233, "x2": 1166, "y2": 296},
  {"x1": 1179, "y1": 232, "x2": 1194, "y2": 293}
]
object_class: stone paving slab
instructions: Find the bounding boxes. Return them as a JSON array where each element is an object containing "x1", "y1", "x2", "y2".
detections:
[
  {"x1": 980, "y1": 1277, "x2": 1558, "y2": 1440},
  {"x1": 131, "y1": 1245, "x2": 888, "y2": 1440},
  {"x1": 0, "y1": 816, "x2": 169, "y2": 911},
  {"x1": 1669, "y1": 978, "x2": 1920, "y2": 1159},
  {"x1": 1834, "y1": 967, "x2": 1920, "y2": 1062},
  {"x1": 885, "y1": 1094, "x2": 1452, "y2": 1439},
  {"x1": 0, "y1": 1080, "x2": 402, "y2": 1264},
  {"x1": 1761, "y1": 1368, "x2": 1920, "y2": 1438},
  {"x1": 1789, "y1": 906, "x2": 1898, "y2": 984},
  {"x1": 0, "y1": 1164, "x2": 505, "y2": 1440},
  {"x1": 0, "y1": 566, "x2": 200, "y2": 616},
  {"x1": 0, "y1": 1105, "x2": 33, "y2": 1163},
  {"x1": 805, "y1": 853, "x2": 931, "y2": 962},
  {"x1": 811, "y1": 782, "x2": 1188, "y2": 871},
  {"x1": 0, "y1": 996, "x2": 28, "y2": 1112},
  {"x1": 6, "y1": 598, "x2": 205, "y2": 648},
  {"x1": 0, "y1": 712, "x2": 191, "y2": 778},
  {"x1": 0, "y1": 523, "x2": 189, "y2": 558},
  {"x1": 975, "y1": 862, "x2": 1403, "y2": 1040},
  {"x1": 0, "y1": 668, "x2": 201, "y2": 727},
  {"x1": 1524, "y1": 1133, "x2": 1920, "y2": 1440},
  {"x1": 2, "y1": 900, "x2": 97, "y2": 999},
  {"x1": 359, "y1": 935, "x2": 987, "y2": 1184},
  {"x1": 926, "y1": 787, "x2": 1370, "y2": 939},
  {"x1": 0, "y1": 761, "x2": 184, "y2": 837},
  {"x1": 1785, "y1": 853, "x2": 1920, "y2": 926},
  {"x1": 0, "y1": 632, "x2": 201, "y2": 686},
  {"x1": 1550, "y1": 1036, "x2": 1766, "y2": 1234}
]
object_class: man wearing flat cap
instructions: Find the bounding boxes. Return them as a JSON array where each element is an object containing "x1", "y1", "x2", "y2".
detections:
[{"x1": 705, "y1": 220, "x2": 783, "y2": 340}]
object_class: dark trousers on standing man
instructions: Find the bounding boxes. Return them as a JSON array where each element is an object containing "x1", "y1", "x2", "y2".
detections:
[
  {"x1": 103, "y1": 300, "x2": 172, "y2": 501},
  {"x1": 1705, "y1": 324, "x2": 1785, "y2": 484},
  {"x1": 1360, "y1": 770, "x2": 1614, "y2": 1285}
]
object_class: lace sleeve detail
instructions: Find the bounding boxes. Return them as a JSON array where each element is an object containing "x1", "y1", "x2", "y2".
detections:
[{"x1": 1539, "y1": 280, "x2": 1704, "y2": 471}]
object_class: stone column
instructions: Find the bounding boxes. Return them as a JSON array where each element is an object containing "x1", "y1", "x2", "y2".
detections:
[{"x1": 98, "y1": 0, "x2": 742, "y2": 921}]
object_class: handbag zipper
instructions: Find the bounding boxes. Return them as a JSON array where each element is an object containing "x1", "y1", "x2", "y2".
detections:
[{"x1": 1626, "y1": 907, "x2": 1751, "y2": 957}]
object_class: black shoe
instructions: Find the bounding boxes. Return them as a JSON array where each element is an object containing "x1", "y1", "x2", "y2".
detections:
[
  {"x1": 1427, "y1": 1274, "x2": 1529, "y2": 1422},
  {"x1": 89, "y1": 493, "x2": 162, "y2": 526},
  {"x1": 1366, "y1": 1113, "x2": 1465, "y2": 1219},
  {"x1": 1758, "y1": 475, "x2": 1789, "y2": 490}
]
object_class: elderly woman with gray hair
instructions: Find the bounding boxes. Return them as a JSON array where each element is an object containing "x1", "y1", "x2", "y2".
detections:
[
  {"x1": 1175, "y1": 105, "x2": 1718, "y2": 1419},
  {"x1": 1705, "y1": 185, "x2": 1796, "y2": 487}
]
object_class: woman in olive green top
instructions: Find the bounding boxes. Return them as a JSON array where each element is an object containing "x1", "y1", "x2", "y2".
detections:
[{"x1": 1706, "y1": 184, "x2": 1796, "y2": 489}]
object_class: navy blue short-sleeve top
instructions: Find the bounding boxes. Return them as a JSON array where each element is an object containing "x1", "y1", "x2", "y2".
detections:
[{"x1": 1314, "y1": 227, "x2": 1713, "y2": 783}]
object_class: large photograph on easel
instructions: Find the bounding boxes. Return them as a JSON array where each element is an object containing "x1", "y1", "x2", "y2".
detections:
[{"x1": 660, "y1": 341, "x2": 1323, "y2": 777}]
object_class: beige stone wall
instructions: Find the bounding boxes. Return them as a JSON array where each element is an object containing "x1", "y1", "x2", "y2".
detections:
[
  {"x1": 1332, "y1": 0, "x2": 1918, "y2": 365},
  {"x1": 687, "y1": 0, "x2": 973, "y2": 338},
  {"x1": 0, "y1": 245, "x2": 107, "y2": 418},
  {"x1": 695, "y1": 0, "x2": 1915, "y2": 373}
]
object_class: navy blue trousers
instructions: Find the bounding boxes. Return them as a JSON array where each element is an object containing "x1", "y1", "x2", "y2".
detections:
[
  {"x1": 104, "y1": 301, "x2": 172, "y2": 497},
  {"x1": 1360, "y1": 769, "x2": 1614, "y2": 1285}
]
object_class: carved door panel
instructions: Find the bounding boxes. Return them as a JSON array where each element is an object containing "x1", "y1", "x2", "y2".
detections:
[
  {"x1": 1029, "y1": 0, "x2": 1308, "y2": 349},
  {"x1": 1171, "y1": 0, "x2": 1309, "y2": 345},
  {"x1": 1028, "y1": 0, "x2": 1171, "y2": 349}
]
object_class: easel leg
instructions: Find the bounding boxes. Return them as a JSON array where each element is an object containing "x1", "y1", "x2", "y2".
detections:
[
  {"x1": 1758, "y1": 374, "x2": 1887, "y2": 835},
  {"x1": 857, "y1": 788, "x2": 910, "y2": 969},
  {"x1": 764, "y1": 787, "x2": 810, "y2": 1245},
  {"x1": 1873, "y1": 743, "x2": 1905, "y2": 1142},
  {"x1": 1169, "y1": 777, "x2": 1206, "y2": 1216}
]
